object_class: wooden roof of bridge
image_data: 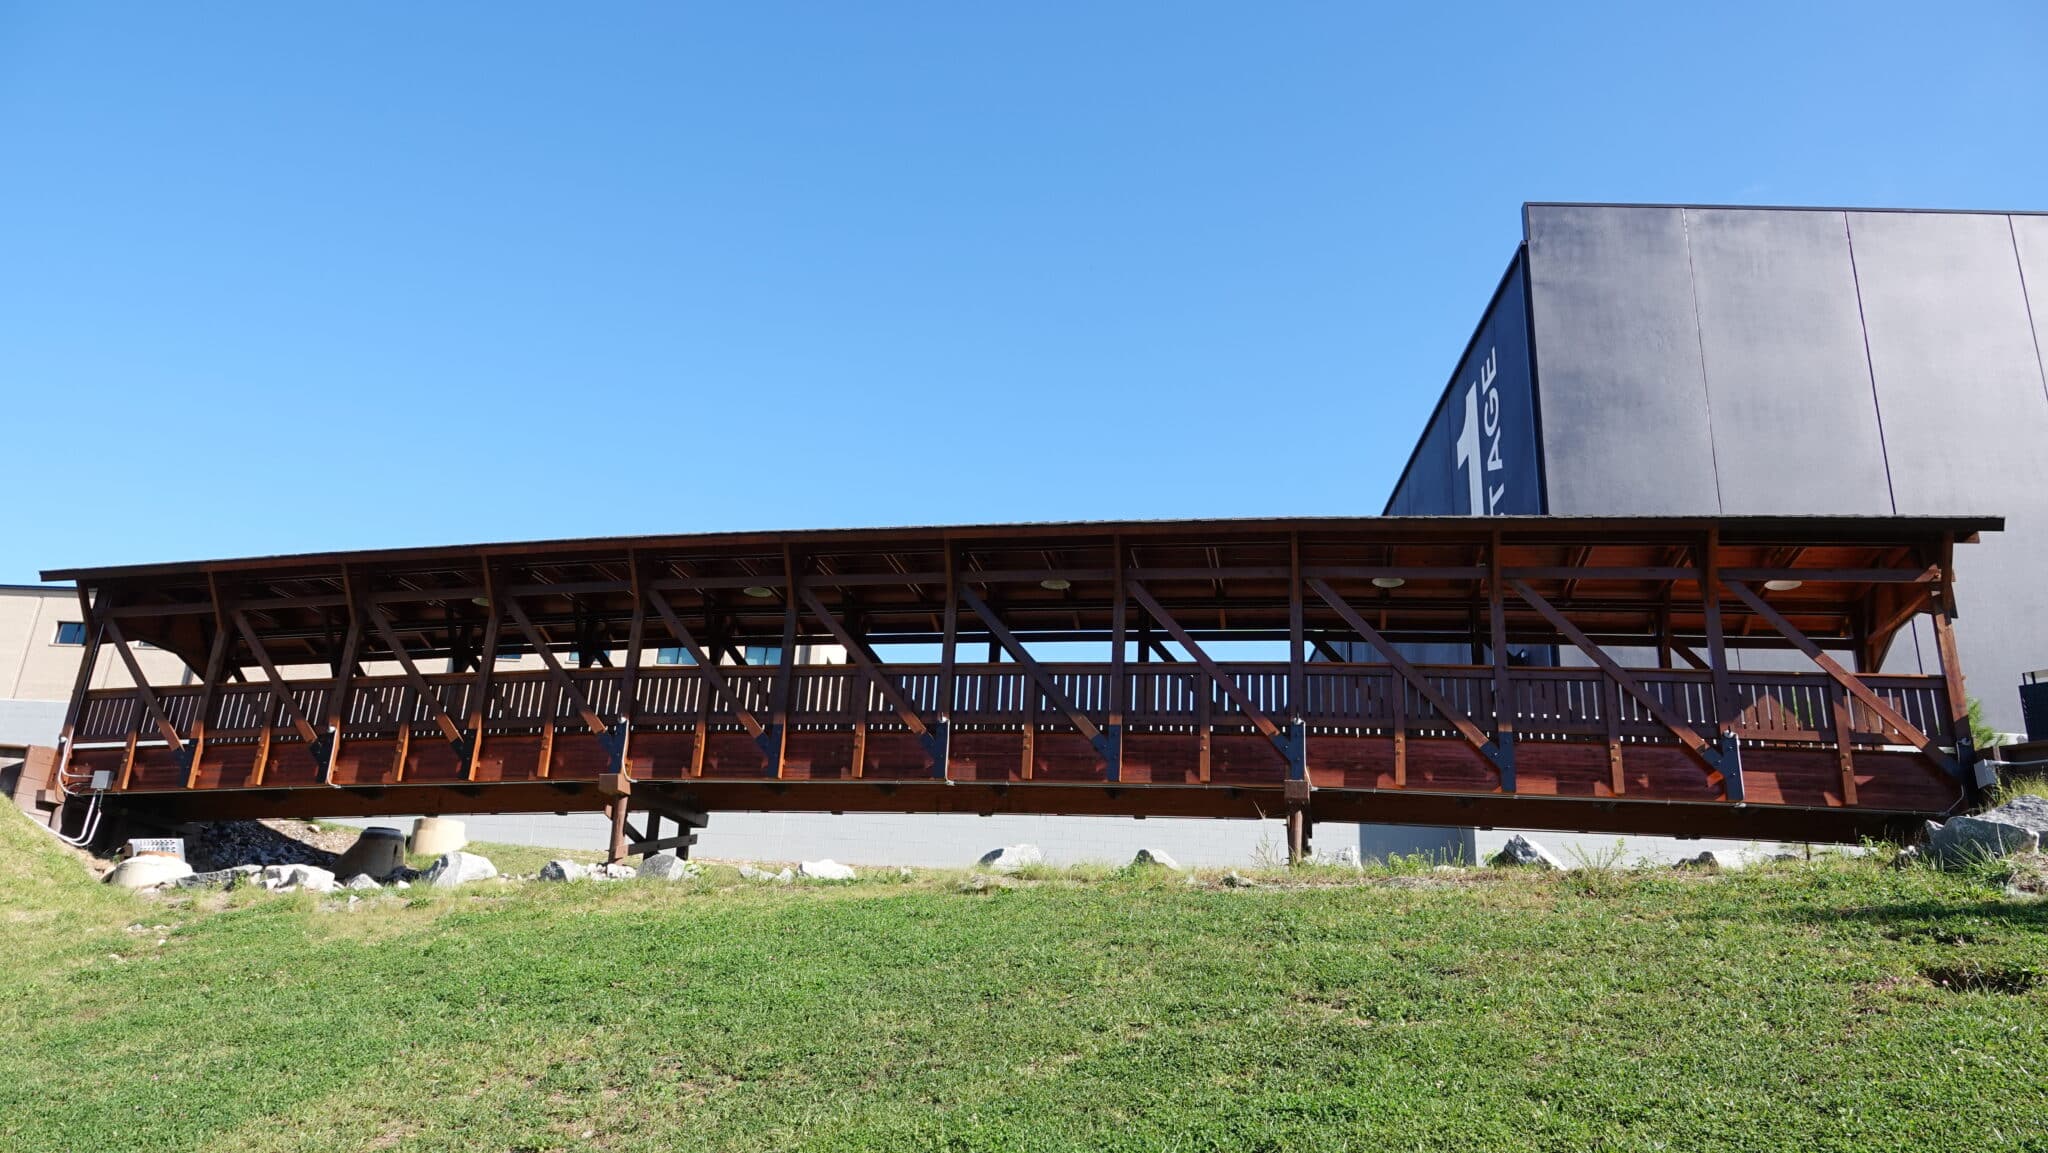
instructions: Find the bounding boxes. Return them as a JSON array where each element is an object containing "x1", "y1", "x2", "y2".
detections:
[{"x1": 44, "y1": 514, "x2": 2000, "y2": 672}]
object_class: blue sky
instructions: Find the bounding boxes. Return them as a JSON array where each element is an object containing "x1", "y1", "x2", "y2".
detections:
[{"x1": 3, "y1": 2, "x2": 2043, "y2": 582}]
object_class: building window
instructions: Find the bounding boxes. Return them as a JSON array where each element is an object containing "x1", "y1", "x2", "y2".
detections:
[
  {"x1": 495, "y1": 647, "x2": 524, "y2": 663},
  {"x1": 654, "y1": 646, "x2": 696, "y2": 666},
  {"x1": 54, "y1": 622, "x2": 87, "y2": 645},
  {"x1": 744, "y1": 645, "x2": 782, "y2": 667}
]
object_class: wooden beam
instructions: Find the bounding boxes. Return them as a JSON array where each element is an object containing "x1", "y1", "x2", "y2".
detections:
[
  {"x1": 502, "y1": 597, "x2": 609, "y2": 737},
  {"x1": 1510, "y1": 580, "x2": 1728, "y2": 791},
  {"x1": 228, "y1": 611, "x2": 322, "y2": 746},
  {"x1": 187, "y1": 618, "x2": 235, "y2": 787},
  {"x1": 1126, "y1": 580, "x2": 1282, "y2": 740},
  {"x1": 1288, "y1": 533, "x2": 1306, "y2": 723},
  {"x1": 645, "y1": 590, "x2": 766, "y2": 739},
  {"x1": 764, "y1": 547, "x2": 800, "y2": 775},
  {"x1": 1307, "y1": 579, "x2": 1501, "y2": 765},
  {"x1": 1725, "y1": 580, "x2": 1958, "y2": 776},
  {"x1": 102, "y1": 616, "x2": 186, "y2": 752},
  {"x1": 463, "y1": 565, "x2": 504, "y2": 780},
  {"x1": 797, "y1": 588, "x2": 934, "y2": 741},
  {"x1": 364, "y1": 604, "x2": 470, "y2": 747},
  {"x1": 939, "y1": 548, "x2": 959, "y2": 727},
  {"x1": 54, "y1": 586, "x2": 106, "y2": 784},
  {"x1": 1488, "y1": 532, "x2": 1515, "y2": 787},
  {"x1": 958, "y1": 586, "x2": 1103, "y2": 743}
]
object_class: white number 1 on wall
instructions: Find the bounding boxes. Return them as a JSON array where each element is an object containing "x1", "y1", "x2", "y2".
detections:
[{"x1": 1455, "y1": 348, "x2": 1504, "y2": 515}]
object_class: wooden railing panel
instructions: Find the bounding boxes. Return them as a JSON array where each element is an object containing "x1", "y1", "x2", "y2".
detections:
[{"x1": 68, "y1": 664, "x2": 1963, "y2": 782}]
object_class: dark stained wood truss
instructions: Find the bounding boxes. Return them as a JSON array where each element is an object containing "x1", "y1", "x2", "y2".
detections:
[{"x1": 43, "y1": 513, "x2": 1997, "y2": 847}]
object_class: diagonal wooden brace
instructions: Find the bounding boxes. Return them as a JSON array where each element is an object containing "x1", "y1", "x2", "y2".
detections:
[
  {"x1": 646, "y1": 590, "x2": 766, "y2": 739},
  {"x1": 1308, "y1": 578, "x2": 1513, "y2": 788},
  {"x1": 502, "y1": 597, "x2": 610, "y2": 738},
  {"x1": 797, "y1": 587, "x2": 945, "y2": 769},
  {"x1": 365, "y1": 603, "x2": 475, "y2": 761},
  {"x1": 102, "y1": 616, "x2": 191, "y2": 774},
  {"x1": 1726, "y1": 581, "x2": 1959, "y2": 778},
  {"x1": 958, "y1": 586, "x2": 1117, "y2": 770},
  {"x1": 1510, "y1": 580, "x2": 1737, "y2": 799},
  {"x1": 1126, "y1": 580, "x2": 1301, "y2": 773},
  {"x1": 229, "y1": 609, "x2": 331, "y2": 771}
]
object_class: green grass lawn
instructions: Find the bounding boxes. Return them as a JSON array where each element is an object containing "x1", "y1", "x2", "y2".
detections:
[{"x1": 2, "y1": 809, "x2": 2045, "y2": 1153}]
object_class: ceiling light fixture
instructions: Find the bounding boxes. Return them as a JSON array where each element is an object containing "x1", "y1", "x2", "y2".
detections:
[
  {"x1": 1039, "y1": 578, "x2": 1072, "y2": 591},
  {"x1": 742, "y1": 585, "x2": 776, "y2": 599},
  {"x1": 470, "y1": 596, "x2": 492, "y2": 607},
  {"x1": 1371, "y1": 576, "x2": 1406, "y2": 589},
  {"x1": 1763, "y1": 579, "x2": 1804, "y2": 592}
]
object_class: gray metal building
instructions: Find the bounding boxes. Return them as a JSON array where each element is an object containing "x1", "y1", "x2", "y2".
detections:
[{"x1": 1387, "y1": 203, "x2": 2048, "y2": 732}]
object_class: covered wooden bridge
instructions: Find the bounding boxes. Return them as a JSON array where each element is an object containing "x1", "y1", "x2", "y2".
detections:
[{"x1": 37, "y1": 514, "x2": 1997, "y2": 860}]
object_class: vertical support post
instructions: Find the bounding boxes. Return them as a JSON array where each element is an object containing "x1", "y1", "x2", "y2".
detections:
[
  {"x1": 937, "y1": 546, "x2": 958, "y2": 780},
  {"x1": 391, "y1": 684, "x2": 414, "y2": 781},
  {"x1": 1285, "y1": 532, "x2": 1308, "y2": 788},
  {"x1": 1701, "y1": 530, "x2": 1744, "y2": 800},
  {"x1": 55, "y1": 584, "x2": 106, "y2": 786},
  {"x1": 318, "y1": 614, "x2": 363, "y2": 786},
  {"x1": 1601, "y1": 671, "x2": 1624, "y2": 796},
  {"x1": 1388, "y1": 667, "x2": 1407, "y2": 788},
  {"x1": 1829, "y1": 680, "x2": 1859, "y2": 806},
  {"x1": 607, "y1": 794, "x2": 629, "y2": 865},
  {"x1": 623, "y1": 551, "x2": 647, "y2": 730},
  {"x1": 1019, "y1": 674, "x2": 1035, "y2": 780},
  {"x1": 1286, "y1": 808, "x2": 1311, "y2": 864},
  {"x1": 690, "y1": 609, "x2": 724, "y2": 778},
  {"x1": 1195, "y1": 665, "x2": 1212, "y2": 783},
  {"x1": 1931, "y1": 535, "x2": 1979, "y2": 799},
  {"x1": 1106, "y1": 535, "x2": 1126, "y2": 782},
  {"x1": 464, "y1": 563, "x2": 501, "y2": 781},
  {"x1": 1488, "y1": 531, "x2": 1516, "y2": 793},
  {"x1": 763, "y1": 548, "x2": 799, "y2": 777},
  {"x1": 188, "y1": 622, "x2": 233, "y2": 788}
]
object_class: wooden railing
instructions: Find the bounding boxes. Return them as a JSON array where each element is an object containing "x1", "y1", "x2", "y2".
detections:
[{"x1": 70, "y1": 662, "x2": 1956, "y2": 753}]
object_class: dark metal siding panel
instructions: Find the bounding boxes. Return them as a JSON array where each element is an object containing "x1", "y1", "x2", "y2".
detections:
[
  {"x1": 2012, "y1": 214, "x2": 2048, "y2": 409},
  {"x1": 1524, "y1": 205, "x2": 1722, "y2": 514},
  {"x1": 1383, "y1": 258, "x2": 1541, "y2": 517},
  {"x1": 1849, "y1": 211, "x2": 2048, "y2": 727},
  {"x1": 1684, "y1": 208, "x2": 1895, "y2": 514}
]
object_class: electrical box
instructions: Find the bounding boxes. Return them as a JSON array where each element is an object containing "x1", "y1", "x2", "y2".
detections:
[{"x1": 89, "y1": 769, "x2": 113, "y2": 791}]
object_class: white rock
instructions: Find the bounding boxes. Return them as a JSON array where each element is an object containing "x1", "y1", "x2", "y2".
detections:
[
  {"x1": 1489, "y1": 835, "x2": 1564, "y2": 870},
  {"x1": 977, "y1": 844, "x2": 1043, "y2": 873},
  {"x1": 105, "y1": 856, "x2": 196, "y2": 890},
  {"x1": 539, "y1": 859, "x2": 589, "y2": 882},
  {"x1": 342, "y1": 874, "x2": 382, "y2": 890},
  {"x1": 637, "y1": 852, "x2": 701, "y2": 881},
  {"x1": 1929, "y1": 816, "x2": 2041, "y2": 866},
  {"x1": 1222, "y1": 870, "x2": 1258, "y2": 888},
  {"x1": 1131, "y1": 848, "x2": 1182, "y2": 871},
  {"x1": 393, "y1": 879, "x2": 412, "y2": 889},
  {"x1": 593, "y1": 863, "x2": 636, "y2": 880},
  {"x1": 799, "y1": 859, "x2": 856, "y2": 881},
  {"x1": 422, "y1": 851, "x2": 498, "y2": 888},
  {"x1": 261, "y1": 864, "x2": 337, "y2": 892}
]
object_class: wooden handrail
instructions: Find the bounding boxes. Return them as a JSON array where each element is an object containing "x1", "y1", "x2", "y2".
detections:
[{"x1": 72, "y1": 663, "x2": 1956, "y2": 753}]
